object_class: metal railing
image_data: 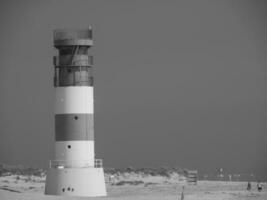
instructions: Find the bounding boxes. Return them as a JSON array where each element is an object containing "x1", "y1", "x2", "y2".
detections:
[
  {"x1": 49, "y1": 159, "x2": 103, "y2": 169},
  {"x1": 94, "y1": 159, "x2": 103, "y2": 168},
  {"x1": 54, "y1": 29, "x2": 92, "y2": 41},
  {"x1": 53, "y1": 55, "x2": 93, "y2": 66}
]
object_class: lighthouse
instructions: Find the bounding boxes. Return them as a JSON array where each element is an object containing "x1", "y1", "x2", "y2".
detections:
[{"x1": 45, "y1": 28, "x2": 107, "y2": 197}]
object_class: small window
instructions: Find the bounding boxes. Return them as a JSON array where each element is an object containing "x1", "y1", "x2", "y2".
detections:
[
  {"x1": 71, "y1": 188, "x2": 74, "y2": 192},
  {"x1": 74, "y1": 116, "x2": 78, "y2": 120},
  {"x1": 62, "y1": 188, "x2": 65, "y2": 192},
  {"x1": 68, "y1": 145, "x2": 71, "y2": 149},
  {"x1": 68, "y1": 187, "x2": 71, "y2": 191}
]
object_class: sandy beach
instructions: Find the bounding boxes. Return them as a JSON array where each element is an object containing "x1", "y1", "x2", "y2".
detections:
[{"x1": 0, "y1": 173, "x2": 266, "y2": 200}]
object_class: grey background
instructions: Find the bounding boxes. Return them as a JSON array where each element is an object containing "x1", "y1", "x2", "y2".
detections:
[{"x1": 0, "y1": 0, "x2": 266, "y2": 180}]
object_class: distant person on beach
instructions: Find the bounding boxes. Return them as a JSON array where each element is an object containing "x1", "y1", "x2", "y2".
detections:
[
  {"x1": 180, "y1": 186, "x2": 185, "y2": 200},
  {"x1": 247, "y1": 182, "x2": 251, "y2": 191},
  {"x1": 257, "y1": 181, "x2": 262, "y2": 192}
]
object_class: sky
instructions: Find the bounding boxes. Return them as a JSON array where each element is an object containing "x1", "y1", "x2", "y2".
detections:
[{"x1": 0, "y1": 0, "x2": 266, "y2": 179}]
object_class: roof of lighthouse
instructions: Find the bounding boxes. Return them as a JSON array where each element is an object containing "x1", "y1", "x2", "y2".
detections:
[{"x1": 54, "y1": 28, "x2": 93, "y2": 47}]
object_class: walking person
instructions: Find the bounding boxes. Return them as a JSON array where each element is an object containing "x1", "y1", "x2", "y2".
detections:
[
  {"x1": 257, "y1": 181, "x2": 263, "y2": 192},
  {"x1": 247, "y1": 182, "x2": 251, "y2": 191},
  {"x1": 180, "y1": 186, "x2": 185, "y2": 200}
]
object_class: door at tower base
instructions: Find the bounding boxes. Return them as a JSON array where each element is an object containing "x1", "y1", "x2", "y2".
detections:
[{"x1": 45, "y1": 168, "x2": 107, "y2": 197}]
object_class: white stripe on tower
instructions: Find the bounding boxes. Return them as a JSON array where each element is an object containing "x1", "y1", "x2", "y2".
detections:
[
  {"x1": 54, "y1": 86, "x2": 94, "y2": 114},
  {"x1": 55, "y1": 141, "x2": 95, "y2": 167}
]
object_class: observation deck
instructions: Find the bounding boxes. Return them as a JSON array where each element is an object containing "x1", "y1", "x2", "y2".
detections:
[{"x1": 54, "y1": 29, "x2": 93, "y2": 47}]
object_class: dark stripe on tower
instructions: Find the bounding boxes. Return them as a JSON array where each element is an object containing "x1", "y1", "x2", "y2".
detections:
[{"x1": 55, "y1": 114, "x2": 94, "y2": 141}]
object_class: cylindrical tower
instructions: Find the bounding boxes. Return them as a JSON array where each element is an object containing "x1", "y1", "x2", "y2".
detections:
[
  {"x1": 53, "y1": 28, "x2": 95, "y2": 168},
  {"x1": 45, "y1": 28, "x2": 107, "y2": 197}
]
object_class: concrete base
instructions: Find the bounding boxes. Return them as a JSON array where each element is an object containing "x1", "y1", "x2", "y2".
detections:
[{"x1": 45, "y1": 167, "x2": 107, "y2": 197}]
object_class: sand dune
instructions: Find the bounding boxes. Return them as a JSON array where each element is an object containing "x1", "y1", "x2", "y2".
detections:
[{"x1": 0, "y1": 173, "x2": 266, "y2": 200}]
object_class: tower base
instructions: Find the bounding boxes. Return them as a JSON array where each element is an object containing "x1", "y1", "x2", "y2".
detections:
[{"x1": 45, "y1": 167, "x2": 107, "y2": 197}]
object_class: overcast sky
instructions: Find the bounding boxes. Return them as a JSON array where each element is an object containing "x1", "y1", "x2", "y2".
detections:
[{"x1": 0, "y1": 0, "x2": 266, "y2": 180}]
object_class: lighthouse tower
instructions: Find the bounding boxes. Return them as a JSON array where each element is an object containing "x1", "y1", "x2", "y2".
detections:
[{"x1": 45, "y1": 28, "x2": 107, "y2": 197}]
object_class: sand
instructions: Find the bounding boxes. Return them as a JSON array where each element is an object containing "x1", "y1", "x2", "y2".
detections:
[{"x1": 0, "y1": 174, "x2": 266, "y2": 200}]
